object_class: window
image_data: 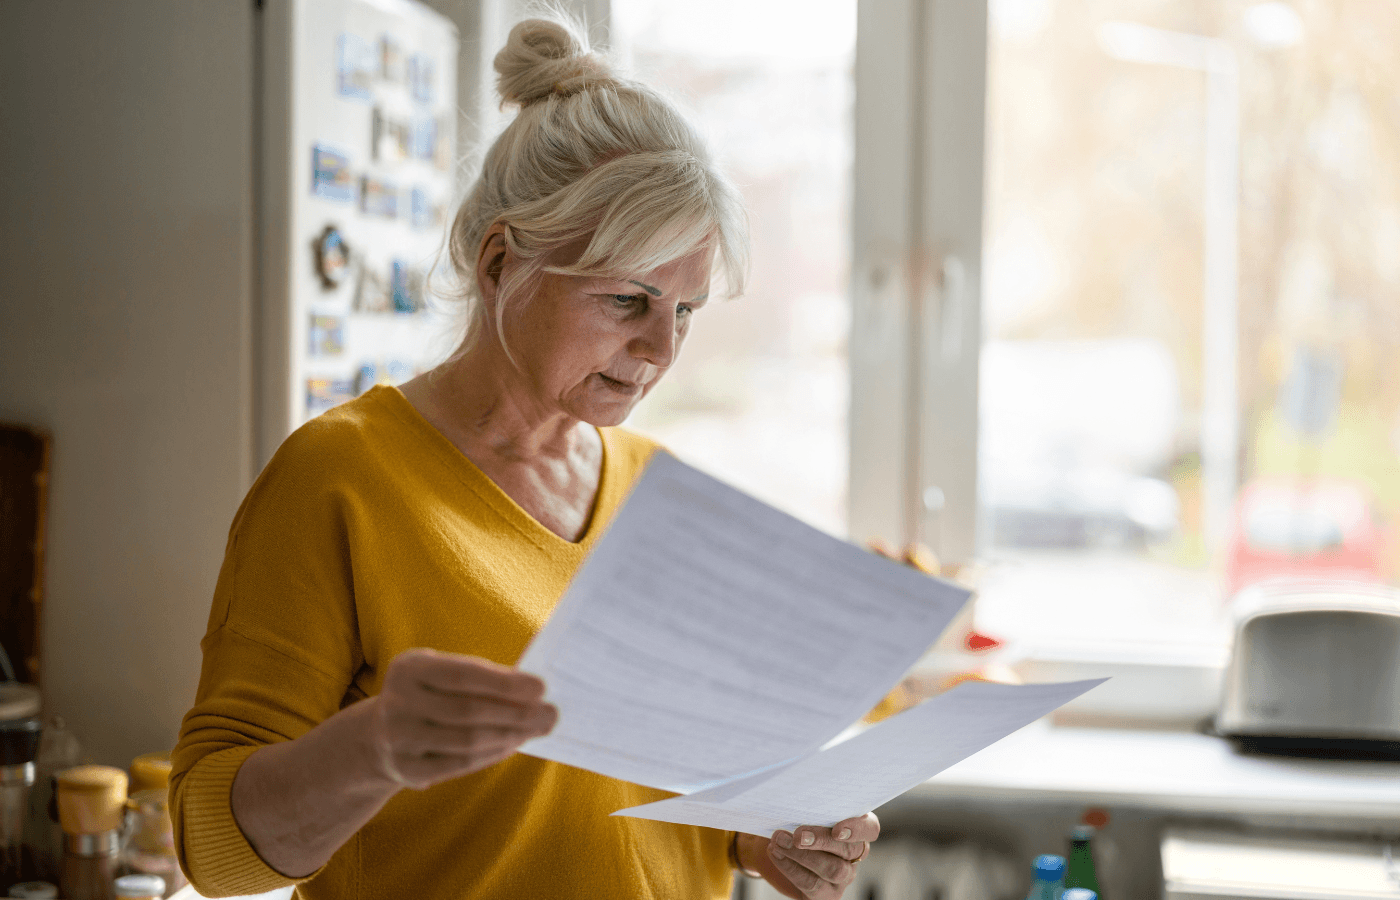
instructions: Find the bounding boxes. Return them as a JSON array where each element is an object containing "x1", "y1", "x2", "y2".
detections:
[
  {"x1": 971, "y1": 0, "x2": 1400, "y2": 655},
  {"x1": 611, "y1": 0, "x2": 1400, "y2": 673},
  {"x1": 612, "y1": 0, "x2": 857, "y2": 537}
]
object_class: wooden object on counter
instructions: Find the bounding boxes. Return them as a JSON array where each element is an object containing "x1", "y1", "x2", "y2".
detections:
[
  {"x1": 0, "y1": 424, "x2": 50, "y2": 687},
  {"x1": 60, "y1": 850, "x2": 118, "y2": 900}
]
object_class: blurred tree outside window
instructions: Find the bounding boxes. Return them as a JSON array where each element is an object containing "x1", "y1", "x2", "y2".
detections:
[{"x1": 976, "y1": 0, "x2": 1400, "y2": 650}]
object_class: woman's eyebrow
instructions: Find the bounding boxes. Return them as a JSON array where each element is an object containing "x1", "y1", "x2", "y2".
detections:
[{"x1": 627, "y1": 279, "x2": 662, "y2": 297}]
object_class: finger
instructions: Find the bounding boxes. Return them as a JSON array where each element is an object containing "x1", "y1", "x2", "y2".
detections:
[
  {"x1": 785, "y1": 827, "x2": 854, "y2": 860},
  {"x1": 395, "y1": 720, "x2": 549, "y2": 758},
  {"x1": 399, "y1": 688, "x2": 558, "y2": 731},
  {"x1": 787, "y1": 815, "x2": 880, "y2": 859},
  {"x1": 394, "y1": 649, "x2": 547, "y2": 702},
  {"x1": 770, "y1": 833, "x2": 855, "y2": 885},
  {"x1": 768, "y1": 843, "x2": 843, "y2": 899},
  {"x1": 388, "y1": 741, "x2": 519, "y2": 788},
  {"x1": 831, "y1": 813, "x2": 881, "y2": 844}
]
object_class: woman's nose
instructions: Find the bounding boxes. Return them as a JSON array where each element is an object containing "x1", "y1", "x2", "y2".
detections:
[{"x1": 630, "y1": 309, "x2": 678, "y2": 368}]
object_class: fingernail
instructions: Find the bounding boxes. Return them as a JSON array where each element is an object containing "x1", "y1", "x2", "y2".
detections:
[
  {"x1": 775, "y1": 832, "x2": 793, "y2": 849},
  {"x1": 770, "y1": 845, "x2": 784, "y2": 859},
  {"x1": 799, "y1": 832, "x2": 814, "y2": 847},
  {"x1": 838, "y1": 828, "x2": 851, "y2": 840}
]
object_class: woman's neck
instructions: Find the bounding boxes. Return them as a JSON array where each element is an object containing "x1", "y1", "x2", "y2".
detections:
[
  {"x1": 400, "y1": 338, "x2": 597, "y2": 470},
  {"x1": 397, "y1": 341, "x2": 606, "y2": 543}
]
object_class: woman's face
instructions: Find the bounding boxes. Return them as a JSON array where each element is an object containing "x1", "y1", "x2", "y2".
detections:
[{"x1": 497, "y1": 243, "x2": 713, "y2": 428}]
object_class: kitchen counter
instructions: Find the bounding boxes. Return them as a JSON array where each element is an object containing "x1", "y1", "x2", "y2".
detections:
[
  {"x1": 900, "y1": 719, "x2": 1400, "y2": 820},
  {"x1": 169, "y1": 723, "x2": 1398, "y2": 900}
]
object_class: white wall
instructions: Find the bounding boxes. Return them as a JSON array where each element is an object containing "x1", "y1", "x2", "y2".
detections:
[{"x1": 0, "y1": 1, "x2": 258, "y2": 766}]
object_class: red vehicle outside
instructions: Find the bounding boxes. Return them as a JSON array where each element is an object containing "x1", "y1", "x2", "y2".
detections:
[{"x1": 1224, "y1": 476, "x2": 1389, "y2": 599}]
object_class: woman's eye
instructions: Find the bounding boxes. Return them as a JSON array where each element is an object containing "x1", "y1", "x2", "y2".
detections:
[{"x1": 609, "y1": 294, "x2": 647, "y2": 312}]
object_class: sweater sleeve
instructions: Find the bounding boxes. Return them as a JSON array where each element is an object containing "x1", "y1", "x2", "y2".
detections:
[{"x1": 170, "y1": 419, "x2": 367, "y2": 897}]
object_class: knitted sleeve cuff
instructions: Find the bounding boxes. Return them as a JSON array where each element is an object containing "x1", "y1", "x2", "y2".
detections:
[{"x1": 177, "y1": 744, "x2": 325, "y2": 896}]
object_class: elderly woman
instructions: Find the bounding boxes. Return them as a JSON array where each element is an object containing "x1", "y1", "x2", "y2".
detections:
[{"x1": 171, "y1": 14, "x2": 877, "y2": 900}]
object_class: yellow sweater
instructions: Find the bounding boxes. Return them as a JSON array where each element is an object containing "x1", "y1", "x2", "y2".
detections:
[{"x1": 170, "y1": 385, "x2": 734, "y2": 900}]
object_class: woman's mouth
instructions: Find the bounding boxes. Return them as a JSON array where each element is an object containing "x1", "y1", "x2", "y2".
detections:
[{"x1": 597, "y1": 374, "x2": 643, "y2": 395}]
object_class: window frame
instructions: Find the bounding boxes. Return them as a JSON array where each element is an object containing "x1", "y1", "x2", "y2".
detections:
[{"x1": 849, "y1": 0, "x2": 988, "y2": 566}]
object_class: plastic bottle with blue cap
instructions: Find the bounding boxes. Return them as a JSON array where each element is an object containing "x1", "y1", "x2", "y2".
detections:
[{"x1": 1026, "y1": 853, "x2": 1066, "y2": 900}]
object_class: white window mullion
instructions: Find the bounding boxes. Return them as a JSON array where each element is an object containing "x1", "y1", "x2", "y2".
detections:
[
  {"x1": 850, "y1": 0, "x2": 988, "y2": 565},
  {"x1": 849, "y1": 0, "x2": 921, "y2": 551}
]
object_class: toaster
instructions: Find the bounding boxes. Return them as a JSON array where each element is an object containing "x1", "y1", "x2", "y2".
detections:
[{"x1": 1216, "y1": 580, "x2": 1400, "y2": 758}]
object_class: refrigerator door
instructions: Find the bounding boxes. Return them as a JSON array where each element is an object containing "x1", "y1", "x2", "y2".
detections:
[{"x1": 260, "y1": 0, "x2": 459, "y2": 466}]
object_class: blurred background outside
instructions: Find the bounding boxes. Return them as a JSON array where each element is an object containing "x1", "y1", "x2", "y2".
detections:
[
  {"x1": 614, "y1": 0, "x2": 856, "y2": 538},
  {"x1": 615, "y1": 0, "x2": 1400, "y2": 653}
]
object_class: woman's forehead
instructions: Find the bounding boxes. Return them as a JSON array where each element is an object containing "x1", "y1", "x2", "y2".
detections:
[{"x1": 554, "y1": 240, "x2": 715, "y2": 286}]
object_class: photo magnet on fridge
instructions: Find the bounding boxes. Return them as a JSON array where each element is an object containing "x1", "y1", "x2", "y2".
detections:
[
  {"x1": 372, "y1": 108, "x2": 410, "y2": 163},
  {"x1": 360, "y1": 176, "x2": 399, "y2": 218},
  {"x1": 313, "y1": 225, "x2": 351, "y2": 289},
  {"x1": 307, "y1": 378, "x2": 356, "y2": 417},
  {"x1": 353, "y1": 265, "x2": 391, "y2": 313},
  {"x1": 311, "y1": 145, "x2": 355, "y2": 202},
  {"x1": 337, "y1": 32, "x2": 375, "y2": 102},
  {"x1": 411, "y1": 115, "x2": 436, "y2": 162},
  {"x1": 355, "y1": 362, "x2": 379, "y2": 396},
  {"x1": 408, "y1": 53, "x2": 434, "y2": 104},
  {"x1": 391, "y1": 259, "x2": 425, "y2": 313},
  {"x1": 307, "y1": 314, "x2": 346, "y2": 357},
  {"x1": 410, "y1": 188, "x2": 434, "y2": 231},
  {"x1": 379, "y1": 34, "x2": 404, "y2": 84},
  {"x1": 434, "y1": 114, "x2": 453, "y2": 171}
]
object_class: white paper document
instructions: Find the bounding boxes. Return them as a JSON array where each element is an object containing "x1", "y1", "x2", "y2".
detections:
[
  {"x1": 516, "y1": 453, "x2": 1104, "y2": 832},
  {"x1": 517, "y1": 452, "x2": 974, "y2": 793},
  {"x1": 614, "y1": 678, "x2": 1106, "y2": 836}
]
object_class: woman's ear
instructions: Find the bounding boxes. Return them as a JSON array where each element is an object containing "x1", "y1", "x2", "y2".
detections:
[{"x1": 476, "y1": 225, "x2": 509, "y2": 310}]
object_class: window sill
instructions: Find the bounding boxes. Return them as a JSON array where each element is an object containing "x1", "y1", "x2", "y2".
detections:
[{"x1": 902, "y1": 719, "x2": 1400, "y2": 820}]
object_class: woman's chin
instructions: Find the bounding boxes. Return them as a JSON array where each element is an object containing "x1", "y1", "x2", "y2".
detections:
[
  {"x1": 577, "y1": 404, "x2": 636, "y2": 428},
  {"x1": 567, "y1": 379, "x2": 649, "y2": 427},
  {"x1": 563, "y1": 394, "x2": 638, "y2": 428}
]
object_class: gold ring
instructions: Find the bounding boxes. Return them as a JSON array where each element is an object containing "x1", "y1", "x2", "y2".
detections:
[{"x1": 854, "y1": 842, "x2": 870, "y2": 863}]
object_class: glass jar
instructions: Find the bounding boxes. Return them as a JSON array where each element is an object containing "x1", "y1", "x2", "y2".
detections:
[{"x1": 123, "y1": 790, "x2": 182, "y2": 894}]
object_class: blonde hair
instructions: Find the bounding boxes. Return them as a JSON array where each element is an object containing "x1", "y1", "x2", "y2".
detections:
[{"x1": 445, "y1": 13, "x2": 749, "y2": 354}]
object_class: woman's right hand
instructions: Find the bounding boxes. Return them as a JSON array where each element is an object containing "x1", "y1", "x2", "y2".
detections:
[{"x1": 364, "y1": 648, "x2": 558, "y2": 791}]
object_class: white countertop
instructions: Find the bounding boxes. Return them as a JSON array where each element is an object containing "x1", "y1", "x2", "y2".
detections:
[
  {"x1": 907, "y1": 720, "x2": 1400, "y2": 819},
  {"x1": 170, "y1": 887, "x2": 290, "y2": 900}
]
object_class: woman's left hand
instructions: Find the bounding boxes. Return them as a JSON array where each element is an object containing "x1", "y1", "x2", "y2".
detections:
[{"x1": 740, "y1": 813, "x2": 880, "y2": 899}]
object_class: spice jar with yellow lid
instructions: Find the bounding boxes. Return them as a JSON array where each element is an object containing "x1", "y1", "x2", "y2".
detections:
[
  {"x1": 54, "y1": 765, "x2": 126, "y2": 900},
  {"x1": 125, "y1": 755, "x2": 169, "y2": 797}
]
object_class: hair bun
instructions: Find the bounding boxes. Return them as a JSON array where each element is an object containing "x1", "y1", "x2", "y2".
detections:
[{"x1": 495, "y1": 16, "x2": 614, "y2": 106}]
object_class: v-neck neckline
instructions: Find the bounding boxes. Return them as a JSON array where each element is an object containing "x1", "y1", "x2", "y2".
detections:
[{"x1": 371, "y1": 385, "x2": 614, "y2": 552}]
